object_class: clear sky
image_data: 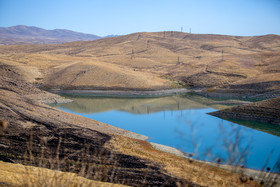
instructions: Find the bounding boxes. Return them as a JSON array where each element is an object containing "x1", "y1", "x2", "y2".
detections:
[{"x1": 0, "y1": 0, "x2": 280, "y2": 37}]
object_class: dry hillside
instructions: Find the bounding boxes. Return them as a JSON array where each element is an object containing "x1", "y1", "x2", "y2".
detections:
[
  {"x1": 0, "y1": 31, "x2": 279, "y2": 94},
  {"x1": 0, "y1": 161, "x2": 127, "y2": 187},
  {"x1": 0, "y1": 62, "x2": 263, "y2": 187},
  {"x1": 0, "y1": 25, "x2": 101, "y2": 45}
]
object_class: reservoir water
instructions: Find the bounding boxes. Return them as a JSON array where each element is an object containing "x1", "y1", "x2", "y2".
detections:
[{"x1": 51, "y1": 94, "x2": 280, "y2": 172}]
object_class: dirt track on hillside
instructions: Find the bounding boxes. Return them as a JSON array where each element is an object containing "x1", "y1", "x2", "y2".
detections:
[{"x1": 1, "y1": 32, "x2": 279, "y2": 94}]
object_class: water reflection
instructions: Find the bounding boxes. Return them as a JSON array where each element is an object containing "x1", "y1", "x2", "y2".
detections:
[
  {"x1": 52, "y1": 95, "x2": 280, "y2": 172},
  {"x1": 52, "y1": 95, "x2": 209, "y2": 114},
  {"x1": 180, "y1": 121, "x2": 254, "y2": 166}
]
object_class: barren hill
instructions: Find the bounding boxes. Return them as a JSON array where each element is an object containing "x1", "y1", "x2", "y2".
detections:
[
  {"x1": 0, "y1": 61, "x2": 258, "y2": 187},
  {"x1": 0, "y1": 25, "x2": 101, "y2": 45},
  {"x1": 0, "y1": 32, "x2": 278, "y2": 186},
  {"x1": 0, "y1": 31, "x2": 279, "y2": 95}
]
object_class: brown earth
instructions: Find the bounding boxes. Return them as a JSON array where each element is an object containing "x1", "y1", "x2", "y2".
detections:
[
  {"x1": 0, "y1": 59, "x2": 260, "y2": 186},
  {"x1": 209, "y1": 97, "x2": 280, "y2": 137},
  {"x1": 0, "y1": 32, "x2": 279, "y2": 96},
  {"x1": 209, "y1": 97, "x2": 280, "y2": 125},
  {"x1": 0, "y1": 63, "x2": 197, "y2": 186},
  {"x1": 1, "y1": 31, "x2": 279, "y2": 186}
]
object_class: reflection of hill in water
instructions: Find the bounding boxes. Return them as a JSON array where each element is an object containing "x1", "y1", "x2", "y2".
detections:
[
  {"x1": 218, "y1": 118, "x2": 280, "y2": 137},
  {"x1": 52, "y1": 95, "x2": 209, "y2": 114}
]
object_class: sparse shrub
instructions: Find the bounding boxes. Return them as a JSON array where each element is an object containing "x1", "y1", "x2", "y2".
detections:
[
  {"x1": 239, "y1": 175, "x2": 248, "y2": 183},
  {"x1": 205, "y1": 88, "x2": 216, "y2": 93},
  {"x1": 0, "y1": 120, "x2": 8, "y2": 130},
  {"x1": 19, "y1": 134, "x2": 125, "y2": 187}
]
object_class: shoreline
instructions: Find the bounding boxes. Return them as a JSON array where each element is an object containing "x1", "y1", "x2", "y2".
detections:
[
  {"x1": 196, "y1": 89, "x2": 280, "y2": 99},
  {"x1": 41, "y1": 88, "x2": 280, "y2": 180},
  {"x1": 46, "y1": 89, "x2": 280, "y2": 177},
  {"x1": 2, "y1": 80, "x2": 278, "y2": 185},
  {"x1": 49, "y1": 88, "x2": 191, "y2": 97},
  {"x1": 150, "y1": 142, "x2": 280, "y2": 184},
  {"x1": 47, "y1": 87, "x2": 280, "y2": 99}
]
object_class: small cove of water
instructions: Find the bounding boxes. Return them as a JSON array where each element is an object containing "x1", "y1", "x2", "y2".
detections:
[{"x1": 52, "y1": 94, "x2": 280, "y2": 172}]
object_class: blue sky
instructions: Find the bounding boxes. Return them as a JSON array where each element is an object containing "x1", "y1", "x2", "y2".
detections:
[{"x1": 0, "y1": 0, "x2": 279, "y2": 36}]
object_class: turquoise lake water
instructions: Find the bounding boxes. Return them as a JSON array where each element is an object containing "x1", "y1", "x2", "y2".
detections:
[{"x1": 52, "y1": 94, "x2": 280, "y2": 172}]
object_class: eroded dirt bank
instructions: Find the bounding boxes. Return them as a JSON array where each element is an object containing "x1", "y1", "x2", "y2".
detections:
[
  {"x1": 50, "y1": 88, "x2": 191, "y2": 97},
  {"x1": 209, "y1": 97, "x2": 280, "y2": 126},
  {"x1": 0, "y1": 63, "x2": 263, "y2": 186},
  {"x1": 0, "y1": 63, "x2": 200, "y2": 186}
]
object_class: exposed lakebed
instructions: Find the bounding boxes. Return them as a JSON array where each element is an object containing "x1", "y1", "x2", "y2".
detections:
[{"x1": 51, "y1": 94, "x2": 280, "y2": 172}]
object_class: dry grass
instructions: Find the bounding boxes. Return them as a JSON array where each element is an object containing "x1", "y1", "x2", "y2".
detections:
[
  {"x1": 1, "y1": 32, "x2": 279, "y2": 186},
  {"x1": 108, "y1": 136, "x2": 259, "y2": 187},
  {"x1": 0, "y1": 161, "x2": 127, "y2": 187},
  {"x1": 0, "y1": 32, "x2": 279, "y2": 90}
]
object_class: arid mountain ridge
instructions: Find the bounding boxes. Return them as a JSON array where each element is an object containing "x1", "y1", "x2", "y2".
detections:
[
  {"x1": 0, "y1": 26, "x2": 280, "y2": 97},
  {"x1": 0, "y1": 25, "x2": 102, "y2": 45}
]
